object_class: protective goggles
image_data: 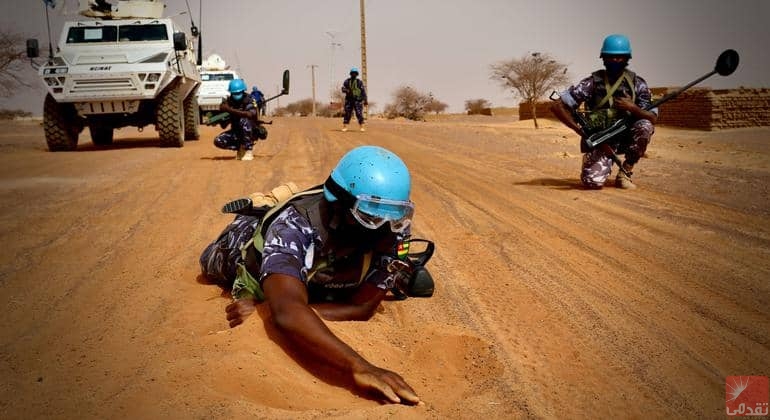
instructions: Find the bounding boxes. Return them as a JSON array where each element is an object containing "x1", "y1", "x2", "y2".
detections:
[{"x1": 350, "y1": 194, "x2": 414, "y2": 233}]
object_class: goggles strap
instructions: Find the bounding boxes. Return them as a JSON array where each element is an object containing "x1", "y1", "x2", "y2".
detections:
[{"x1": 324, "y1": 176, "x2": 357, "y2": 207}]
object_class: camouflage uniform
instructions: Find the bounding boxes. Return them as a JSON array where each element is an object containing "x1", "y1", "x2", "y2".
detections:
[
  {"x1": 199, "y1": 214, "x2": 260, "y2": 285},
  {"x1": 200, "y1": 201, "x2": 405, "y2": 301},
  {"x1": 342, "y1": 77, "x2": 367, "y2": 125},
  {"x1": 213, "y1": 95, "x2": 262, "y2": 152},
  {"x1": 558, "y1": 70, "x2": 657, "y2": 188}
]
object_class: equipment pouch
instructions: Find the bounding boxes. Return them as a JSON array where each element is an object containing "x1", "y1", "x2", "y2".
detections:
[
  {"x1": 232, "y1": 262, "x2": 265, "y2": 301},
  {"x1": 583, "y1": 108, "x2": 621, "y2": 133}
]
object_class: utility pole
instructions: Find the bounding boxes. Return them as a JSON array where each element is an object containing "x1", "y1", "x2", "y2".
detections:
[
  {"x1": 308, "y1": 64, "x2": 318, "y2": 117},
  {"x1": 325, "y1": 31, "x2": 342, "y2": 102},
  {"x1": 359, "y1": 0, "x2": 368, "y2": 118}
]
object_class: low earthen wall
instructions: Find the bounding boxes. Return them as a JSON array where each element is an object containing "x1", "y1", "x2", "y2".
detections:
[
  {"x1": 517, "y1": 101, "x2": 556, "y2": 120},
  {"x1": 519, "y1": 88, "x2": 770, "y2": 130}
]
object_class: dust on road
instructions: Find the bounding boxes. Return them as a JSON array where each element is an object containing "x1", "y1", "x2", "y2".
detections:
[{"x1": 0, "y1": 117, "x2": 768, "y2": 419}]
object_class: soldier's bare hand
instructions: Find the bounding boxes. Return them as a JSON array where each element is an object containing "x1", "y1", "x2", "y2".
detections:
[
  {"x1": 614, "y1": 95, "x2": 636, "y2": 112},
  {"x1": 352, "y1": 362, "x2": 421, "y2": 405},
  {"x1": 225, "y1": 298, "x2": 258, "y2": 328}
]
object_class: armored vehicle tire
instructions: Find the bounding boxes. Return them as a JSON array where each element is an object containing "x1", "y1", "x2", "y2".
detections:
[
  {"x1": 43, "y1": 94, "x2": 80, "y2": 151},
  {"x1": 183, "y1": 92, "x2": 200, "y2": 141},
  {"x1": 89, "y1": 122, "x2": 114, "y2": 146},
  {"x1": 156, "y1": 83, "x2": 185, "y2": 147}
]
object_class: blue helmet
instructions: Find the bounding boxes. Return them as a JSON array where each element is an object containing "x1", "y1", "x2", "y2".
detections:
[
  {"x1": 350, "y1": 67, "x2": 359, "y2": 75},
  {"x1": 600, "y1": 34, "x2": 632, "y2": 58},
  {"x1": 252, "y1": 85, "x2": 260, "y2": 92},
  {"x1": 228, "y1": 79, "x2": 247, "y2": 93},
  {"x1": 324, "y1": 146, "x2": 412, "y2": 222}
]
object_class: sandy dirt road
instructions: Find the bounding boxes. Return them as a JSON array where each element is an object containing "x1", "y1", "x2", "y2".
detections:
[{"x1": 0, "y1": 116, "x2": 768, "y2": 419}]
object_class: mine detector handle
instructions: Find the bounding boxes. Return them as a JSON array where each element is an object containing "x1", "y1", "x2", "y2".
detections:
[
  {"x1": 206, "y1": 69, "x2": 289, "y2": 124},
  {"x1": 206, "y1": 71, "x2": 288, "y2": 126},
  {"x1": 583, "y1": 49, "x2": 740, "y2": 150},
  {"x1": 262, "y1": 69, "x2": 291, "y2": 104},
  {"x1": 205, "y1": 112, "x2": 273, "y2": 126},
  {"x1": 647, "y1": 49, "x2": 740, "y2": 110}
]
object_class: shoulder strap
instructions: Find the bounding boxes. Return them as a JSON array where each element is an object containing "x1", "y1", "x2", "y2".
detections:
[
  {"x1": 624, "y1": 70, "x2": 637, "y2": 104},
  {"x1": 250, "y1": 186, "x2": 324, "y2": 254},
  {"x1": 596, "y1": 70, "x2": 636, "y2": 109}
]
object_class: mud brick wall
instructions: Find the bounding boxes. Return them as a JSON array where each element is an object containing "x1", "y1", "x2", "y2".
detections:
[
  {"x1": 652, "y1": 87, "x2": 770, "y2": 130},
  {"x1": 520, "y1": 88, "x2": 770, "y2": 130},
  {"x1": 651, "y1": 88, "x2": 714, "y2": 130},
  {"x1": 517, "y1": 101, "x2": 556, "y2": 120}
]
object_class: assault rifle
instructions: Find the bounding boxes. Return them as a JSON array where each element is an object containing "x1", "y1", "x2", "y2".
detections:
[{"x1": 580, "y1": 49, "x2": 739, "y2": 152}]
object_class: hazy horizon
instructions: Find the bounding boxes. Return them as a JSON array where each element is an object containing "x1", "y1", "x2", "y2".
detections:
[{"x1": 2, "y1": 0, "x2": 768, "y2": 115}]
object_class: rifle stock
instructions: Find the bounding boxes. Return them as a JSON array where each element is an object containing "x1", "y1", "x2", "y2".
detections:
[{"x1": 205, "y1": 112, "x2": 230, "y2": 126}]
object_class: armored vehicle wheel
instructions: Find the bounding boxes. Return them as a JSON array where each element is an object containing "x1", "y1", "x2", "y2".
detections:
[
  {"x1": 183, "y1": 92, "x2": 200, "y2": 141},
  {"x1": 89, "y1": 122, "x2": 114, "y2": 145},
  {"x1": 156, "y1": 82, "x2": 185, "y2": 147},
  {"x1": 43, "y1": 94, "x2": 80, "y2": 151}
]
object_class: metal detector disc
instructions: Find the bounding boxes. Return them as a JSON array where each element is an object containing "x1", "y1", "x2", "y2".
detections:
[
  {"x1": 282, "y1": 70, "x2": 290, "y2": 94},
  {"x1": 715, "y1": 49, "x2": 739, "y2": 76}
]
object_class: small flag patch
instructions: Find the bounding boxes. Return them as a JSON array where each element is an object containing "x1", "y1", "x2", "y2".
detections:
[{"x1": 397, "y1": 241, "x2": 410, "y2": 260}]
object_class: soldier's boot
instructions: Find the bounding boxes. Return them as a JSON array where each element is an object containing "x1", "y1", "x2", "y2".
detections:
[
  {"x1": 359, "y1": 124, "x2": 366, "y2": 132},
  {"x1": 615, "y1": 162, "x2": 637, "y2": 189},
  {"x1": 222, "y1": 198, "x2": 253, "y2": 215},
  {"x1": 241, "y1": 149, "x2": 254, "y2": 161},
  {"x1": 342, "y1": 124, "x2": 349, "y2": 132}
]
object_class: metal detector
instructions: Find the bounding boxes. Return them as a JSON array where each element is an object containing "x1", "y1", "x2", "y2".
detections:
[{"x1": 583, "y1": 49, "x2": 740, "y2": 150}]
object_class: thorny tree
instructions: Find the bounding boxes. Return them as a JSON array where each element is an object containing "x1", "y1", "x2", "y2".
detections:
[
  {"x1": 0, "y1": 30, "x2": 32, "y2": 97},
  {"x1": 383, "y1": 86, "x2": 435, "y2": 121},
  {"x1": 423, "y1": 97, "x2": 448, "y2": 115},
  {"x1": 490, "y1": 52, "x2": 568, "y2": 128},
  {"x1": 465, "y1": 98, "x2": 492, "y2": 115}
]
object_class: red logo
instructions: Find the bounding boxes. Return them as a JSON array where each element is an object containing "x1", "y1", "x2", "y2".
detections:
[{"x1": 726, "y1": 376, "x2": 769, "y2": 416}]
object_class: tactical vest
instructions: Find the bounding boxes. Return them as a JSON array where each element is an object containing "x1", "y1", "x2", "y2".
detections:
[
  {"x1": 231, "y1": 190, "x2": 375, "y2": 300},
  {"x1": 582, "y1": 69, "x2": 637, "y2": 133},
  {"x1": 349, "y1": 78, "x2": 362, "y2": 100}
]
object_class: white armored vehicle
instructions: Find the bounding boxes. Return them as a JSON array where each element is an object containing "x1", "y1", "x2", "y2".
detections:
[
  {"x1": 197, "y1": 54, "x2": 239, "y2": 123},
  {"x1": 28, "y1": 0, "x2": 201, "y2": 150}
]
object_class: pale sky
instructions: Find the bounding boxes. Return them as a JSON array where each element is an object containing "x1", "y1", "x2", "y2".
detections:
[{"x1": 2, "y1": 0, "x2": 768, "y2": 114}]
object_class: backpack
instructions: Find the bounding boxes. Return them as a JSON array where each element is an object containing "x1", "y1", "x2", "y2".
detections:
[{"x1": 217, "y1": 183, "x2": 325, "y2": 300}]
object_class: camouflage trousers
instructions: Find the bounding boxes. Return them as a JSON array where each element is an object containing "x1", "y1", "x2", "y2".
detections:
[
  {"x1": 581, "y1": 119, "x2": 655, "y2": 188},
  {"x1": 213, "y1": 118, "x2": 256, "y2": 151},
  {"x1": 343, "y1": 100, "x2": 365, "y2": 124},
  {"x1": 199, "y1": 214, "x2": 260, "y2": 285}
]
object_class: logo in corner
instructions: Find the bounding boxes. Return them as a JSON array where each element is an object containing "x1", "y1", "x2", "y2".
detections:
[{"x1": 726, "y1": 376, "x2": 769, "y2": 416}]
